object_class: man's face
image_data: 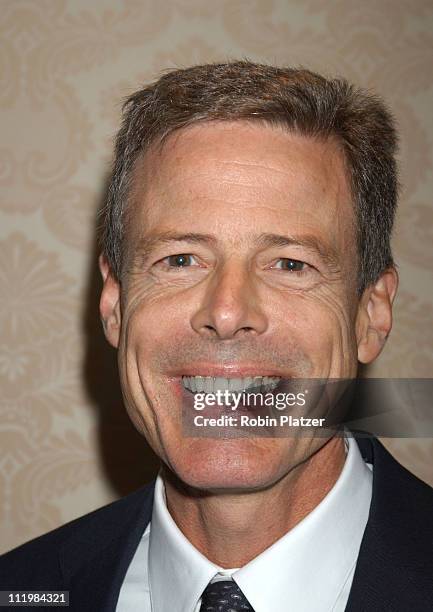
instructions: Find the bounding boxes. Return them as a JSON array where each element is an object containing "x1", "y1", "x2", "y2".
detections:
[{"x1": 101, "y1": 122, "x2": 367, "y2": 491}]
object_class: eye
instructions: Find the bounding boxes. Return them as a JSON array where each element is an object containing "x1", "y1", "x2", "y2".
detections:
[
  {"x1": 164, "y1": 254, "x2": 197, "y2": 267},
  {"x1": 273, "y1": 258, "x2": 306, "y2": 272}
]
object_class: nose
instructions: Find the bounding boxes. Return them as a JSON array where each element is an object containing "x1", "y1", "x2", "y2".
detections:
[{"x1": 190, "y1": 260, "x2": 268, "y2": 340}]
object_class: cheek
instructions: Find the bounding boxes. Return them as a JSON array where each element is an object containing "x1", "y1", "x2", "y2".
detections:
[
  {"x1": 278, "y1": 290, "x2": 357, "y2": 363},
  {"x1": 313, "y1": 293, "x2": 358, "y2": 371},
  {"x1": 120, "y1": 285, "x2": 193, "y2": 382}
]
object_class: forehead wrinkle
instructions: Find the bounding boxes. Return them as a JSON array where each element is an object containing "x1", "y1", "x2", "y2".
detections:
[{"x1": 133, "y1": 124, "x2": 352, "y2": 210}]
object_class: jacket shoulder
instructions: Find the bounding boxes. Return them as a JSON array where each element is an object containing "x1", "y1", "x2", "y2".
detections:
[
  {"x1": 0, "y1": 481, "x2": 155, "y2": 589},
  {"x1": 347, "y1": 437, "x2": 433, "y2": 610}
]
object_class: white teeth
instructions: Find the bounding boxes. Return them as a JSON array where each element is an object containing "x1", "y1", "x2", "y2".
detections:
[
  {"x1": 213, "y1": 377, "x2": 226, "y2": 393},
  {"x1": 194, "y1": 376, "x2": 204, "y2": 393},
  {"x1": 229, "y1": 378, "x2": 244, "y2": 392},
  {"x1": 182, "y1": 375, "x2": 280, "y2": 394},
  {"x1": 205, "y1": 377, "x2": 214, "y2": 393}
]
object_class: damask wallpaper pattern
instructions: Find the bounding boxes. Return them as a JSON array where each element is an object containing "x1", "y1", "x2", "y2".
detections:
[{"x1": 1, "y1": 0, "x2": 432, "y2": 553}]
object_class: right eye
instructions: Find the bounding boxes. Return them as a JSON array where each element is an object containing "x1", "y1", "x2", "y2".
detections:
[
  {"x1": 165, "y1": 254, "x2": 196, "y2": 267},
  {"x1": 154, "y1": 253, "x2": 203, "y2": 270}
]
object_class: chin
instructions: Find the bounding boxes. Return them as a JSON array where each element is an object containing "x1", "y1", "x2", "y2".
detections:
[{"x1": 164, "y1": 437, "x2": 294, "y2": 492}]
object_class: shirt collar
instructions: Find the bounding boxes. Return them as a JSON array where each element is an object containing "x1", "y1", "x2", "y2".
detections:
[
  {"x1": 148, "y1": 476, "x2": 221, "y2": 612},
  {"x1": 149, "y1": 434, "x2": 372, "y2": 612}
]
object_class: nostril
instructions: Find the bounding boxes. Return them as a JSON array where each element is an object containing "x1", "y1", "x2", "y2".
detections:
[
  {"x1": 202, "y1": 324, "x2": 255, "y2": 338},
  {"x1": 236, "y1": 326, "x2": 256, "y2": 336}
]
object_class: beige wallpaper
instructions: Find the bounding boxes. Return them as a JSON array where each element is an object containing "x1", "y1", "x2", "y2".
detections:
[{"x1": 1, "y1": 0, "x2": 433, "y2": 554}]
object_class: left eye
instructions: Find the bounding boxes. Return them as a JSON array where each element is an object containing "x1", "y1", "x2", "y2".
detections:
[
  {"x1": 273, "y1": 258, "x2": 306, "y2": 272},
  {"x1": 165, "y1": 254, "x2": 197, "y2": 267}
]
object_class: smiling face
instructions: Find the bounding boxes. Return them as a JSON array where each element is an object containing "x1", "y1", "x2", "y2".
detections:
[{"x1": 99, "y1": 121, "x2": 396, "y2": 491}]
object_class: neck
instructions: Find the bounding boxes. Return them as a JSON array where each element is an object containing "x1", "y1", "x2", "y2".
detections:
[{"x1": 162, "y1": 436, "x2": 346, "y2": 568}]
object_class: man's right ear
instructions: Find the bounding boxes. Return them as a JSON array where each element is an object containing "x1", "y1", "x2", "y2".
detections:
[{"x1": 98, "y1": 253, "x2": 121, "y2": 348}]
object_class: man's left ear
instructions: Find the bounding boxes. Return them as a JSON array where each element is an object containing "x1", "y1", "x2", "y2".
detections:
[{"x1": 356, "y1": 267, "x2": 399, "y2": 364}]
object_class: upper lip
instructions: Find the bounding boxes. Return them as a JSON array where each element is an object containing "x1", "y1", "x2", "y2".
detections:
[{"x1": 171, "y1": 364, "x2": 284, "y2": 378}]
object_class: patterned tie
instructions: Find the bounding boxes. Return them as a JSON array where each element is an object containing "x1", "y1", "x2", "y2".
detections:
[{"x1": 199, "y1": 579, "x2": 255, "y2": 611}]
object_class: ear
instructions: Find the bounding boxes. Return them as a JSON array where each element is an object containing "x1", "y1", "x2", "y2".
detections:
[
  {"x1": 356, "y1": 267, "x2": 399, "y2": 364},
  {"x1": 98, "y1": 253, "x2": 121, "y2": 348}
]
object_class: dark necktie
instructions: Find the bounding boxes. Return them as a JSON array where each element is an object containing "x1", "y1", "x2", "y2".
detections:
[{"x1": 199, "y1": 579, "x2": 255, "y2": 611}]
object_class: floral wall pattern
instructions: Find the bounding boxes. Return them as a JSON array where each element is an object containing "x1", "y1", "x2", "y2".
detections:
[{"x1": 1, "y1": 0, "x2": 432, "y2": 553}]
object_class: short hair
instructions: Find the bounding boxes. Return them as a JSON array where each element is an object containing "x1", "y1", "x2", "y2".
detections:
[{"x1": 101, "y1": 60, "x2": 398, "y2": 292}]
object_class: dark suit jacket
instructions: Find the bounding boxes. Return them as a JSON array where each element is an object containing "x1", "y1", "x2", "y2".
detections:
[{"x1": 1, "y1": 437, "x2": 432, "y2": 611}]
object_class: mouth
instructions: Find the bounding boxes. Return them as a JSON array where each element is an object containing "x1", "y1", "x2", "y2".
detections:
[{"x1": 181, "y1": 375, "x2": 281, "y2": 394}]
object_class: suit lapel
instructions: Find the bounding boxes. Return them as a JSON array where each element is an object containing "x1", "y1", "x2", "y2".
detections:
[
  {"x1": 60, "y1": 481, "x2": 155, "y2": 612},
  {"x1": 346, "y1": 437, "x2": 433, "y2": 610}
]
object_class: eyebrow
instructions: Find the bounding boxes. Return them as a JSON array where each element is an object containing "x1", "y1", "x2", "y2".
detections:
[
  {"x1": 134, "y1": 230, "x2": 339, "y2": 267},
  {"x1": 134, "y1": 232, "x2": 217, "y2": 262},
  {"x1": 256, "y1": 233, "x2": 340, "y2": 266}
]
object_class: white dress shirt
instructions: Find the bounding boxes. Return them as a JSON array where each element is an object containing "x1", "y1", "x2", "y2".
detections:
[{"x1": 117, "y1": 434, "x2": 372, "y2": 612}]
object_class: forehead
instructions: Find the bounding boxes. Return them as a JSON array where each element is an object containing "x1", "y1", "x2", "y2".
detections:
[{"x1": 127, "y1": 121, "x2": 355, "y2": 250}]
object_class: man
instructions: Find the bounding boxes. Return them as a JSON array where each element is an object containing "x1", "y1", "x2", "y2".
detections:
[{"x1": 1, "y1": 61, "x2": 432, "y2": 611}]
